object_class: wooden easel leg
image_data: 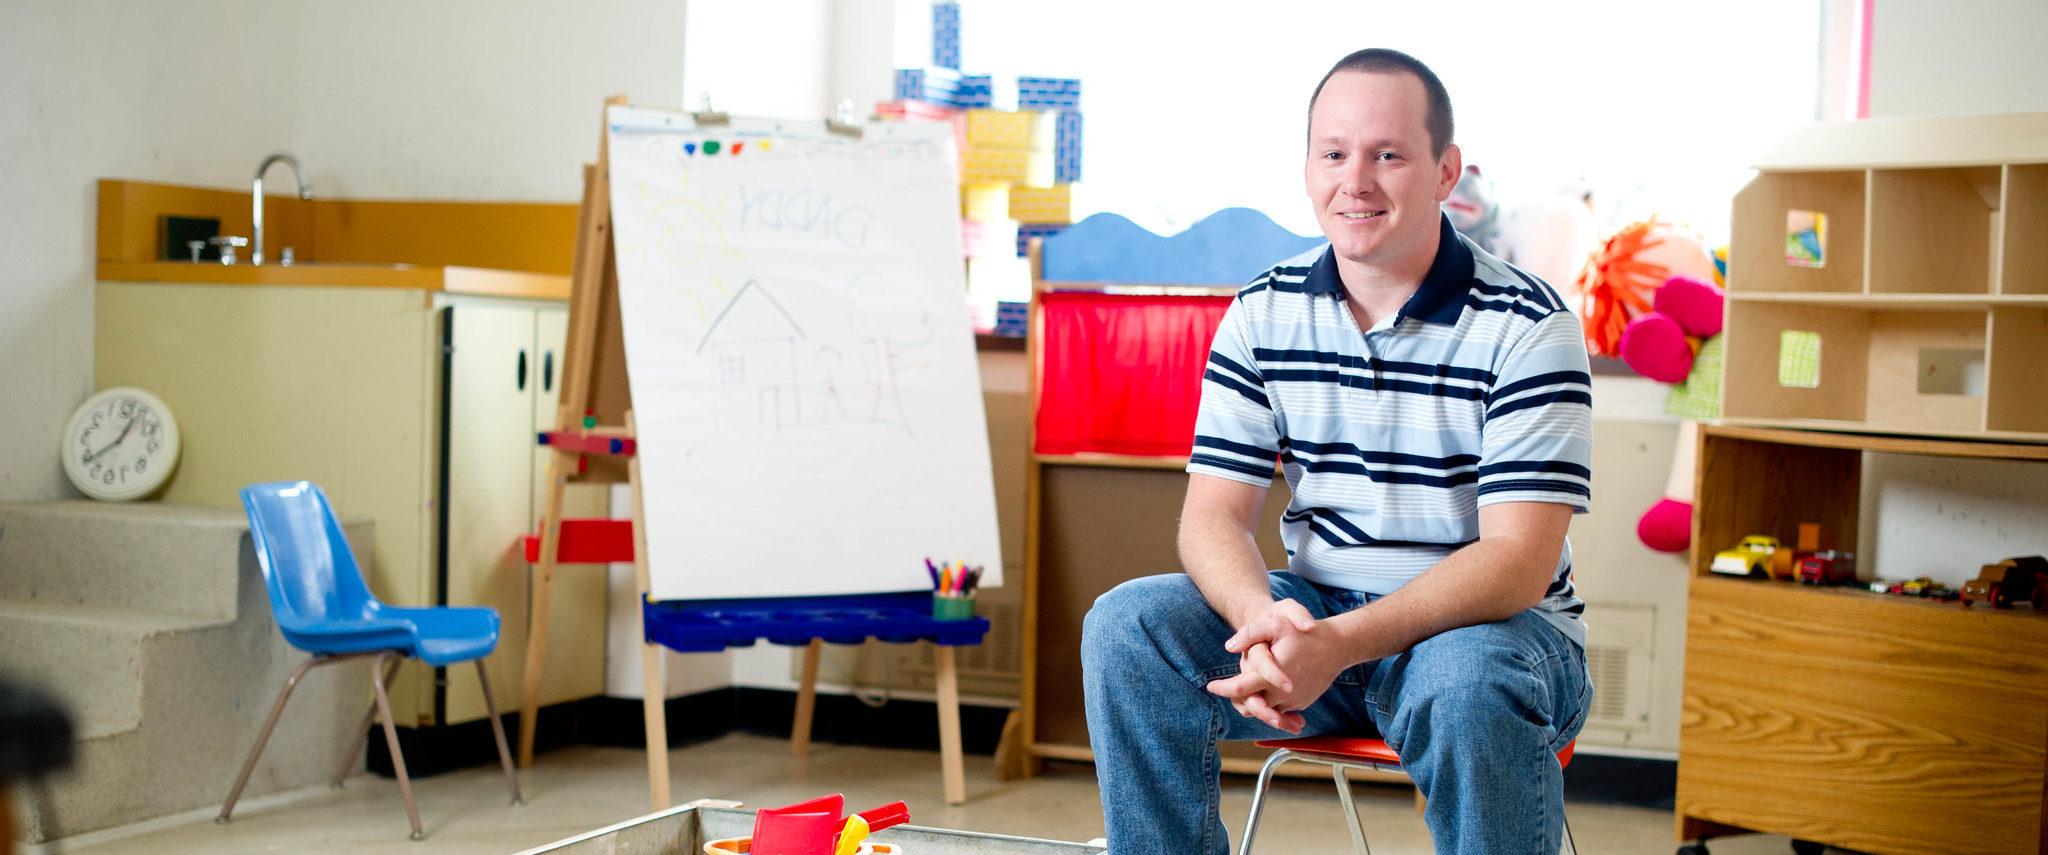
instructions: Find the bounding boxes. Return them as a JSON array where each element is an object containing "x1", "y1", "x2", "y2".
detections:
[
  {"x1": 792, "y1": 639, "x2": 823, "y2": 761},
  {"x1": 642, "y1": 639, "x2": 670, "y2": 811},
  {"x1": 516, "y1": 563, "x2": 555, "y2": 767},
  {"x1": 936, "y1": 644, "x2": 966, "y2": 806},
  {"x1": 993, "y1": 709, "x2": 1026, "y2": 782},
  {"x1": 518, "y1": 460, "x2": 569, "y2": 767}
]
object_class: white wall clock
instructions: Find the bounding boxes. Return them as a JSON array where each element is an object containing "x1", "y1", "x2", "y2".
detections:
[{"x1": 61, "y1": 386, "x2": 180, "y2": 501}]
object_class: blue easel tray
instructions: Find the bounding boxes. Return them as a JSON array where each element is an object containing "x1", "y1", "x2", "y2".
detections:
[{"x1": 641, "y1": 591, "x2": 990, "y2": 653}]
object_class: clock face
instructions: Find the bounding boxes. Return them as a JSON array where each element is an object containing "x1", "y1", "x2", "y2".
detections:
[{"x1": 62, "y1": 387, "x2": 180, "y2": 501}]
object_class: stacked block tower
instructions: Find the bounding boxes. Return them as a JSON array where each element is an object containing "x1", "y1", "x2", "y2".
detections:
[{"x1": 878, "y1": 0, "x2": 1084, "y2": 336}]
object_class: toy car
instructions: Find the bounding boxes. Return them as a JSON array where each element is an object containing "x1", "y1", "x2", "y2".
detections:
[
  {"x1": 1962, "y1": 555, "x2": 2048, "y2": 609},
  {"x1": 1798, "y1": 550, "x2": 1856, "y2": 586},
  {"x1": 1880, "y1": 576, "x2": 1960, "y2": 601},
  {"x1": 1711, "y1": 536, "x2": 1780, "y2": 579}
]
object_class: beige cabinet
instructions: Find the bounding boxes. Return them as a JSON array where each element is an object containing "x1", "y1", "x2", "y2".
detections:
[
  {"x1": 97, "y1": 282, "x2": 605, "y2": 728},
  {"x1": 439, "y1": 299, "x2": 605, "y2": 725}
]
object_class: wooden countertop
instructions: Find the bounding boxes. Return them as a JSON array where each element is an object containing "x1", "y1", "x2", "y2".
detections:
[
  {"x1": 97, "y1": 260, "x2": 570, "y2": 300},
  {"x1": 96, "y1": 178, "x2": 577, "y2": 301}
]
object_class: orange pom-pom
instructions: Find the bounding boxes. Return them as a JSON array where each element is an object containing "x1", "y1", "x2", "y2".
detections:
[{"x1": 1572, "y1": 218, "x2": 1717, "y2": 357}]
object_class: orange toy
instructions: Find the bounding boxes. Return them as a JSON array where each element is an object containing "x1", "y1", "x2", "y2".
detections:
[{"x1": 1573, "y1": 217, "x2": 1718, "y2": 357}]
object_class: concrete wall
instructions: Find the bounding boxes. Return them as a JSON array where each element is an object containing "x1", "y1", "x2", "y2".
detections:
[
  {"x1": 0, "y1": 0, "x2": 692, "y2": 506},
  {"x1": 1869, "y1": 0, "x2": 2048, "y2": 118},
  {"x1": 0, "y1": 2, "x2": 297, "y2": 502}
]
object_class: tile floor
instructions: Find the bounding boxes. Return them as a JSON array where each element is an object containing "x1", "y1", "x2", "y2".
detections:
[{"x1": 31, "y1": 734, "x2": 1814, "y2": 854}]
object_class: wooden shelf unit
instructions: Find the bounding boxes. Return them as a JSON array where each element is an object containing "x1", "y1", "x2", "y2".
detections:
[
  {"x1": 1683, "y1": 115, "x2": 2048, "y2": 853},
  {"x1": 1677, "y1": 424, "x2": 2048, "y2": 854},
  {"x1": 1721, "y1": 114, "x2": 2048, "y2": 440}
]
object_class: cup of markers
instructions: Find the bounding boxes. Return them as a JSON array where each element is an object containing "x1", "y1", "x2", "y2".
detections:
[{"x1": 927, "y1": 558, "x2": 982, "y2": 621}]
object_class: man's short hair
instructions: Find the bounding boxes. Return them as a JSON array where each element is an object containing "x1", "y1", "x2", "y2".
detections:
[{"x1": 1307, "y1": 48, "x2": 1454, "y2": 159}]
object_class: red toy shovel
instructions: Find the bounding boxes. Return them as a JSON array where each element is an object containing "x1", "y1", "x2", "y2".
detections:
[{"x1": 750, "y1": 793, "x2": 845, "y2": 855}]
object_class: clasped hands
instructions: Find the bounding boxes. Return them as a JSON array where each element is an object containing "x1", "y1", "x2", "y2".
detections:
[{"x1": 1204, "y1": 598, "x2": 1348, "y2": 734}]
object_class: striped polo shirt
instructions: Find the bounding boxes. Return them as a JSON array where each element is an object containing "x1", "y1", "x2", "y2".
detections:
[{"x1": 1188, "y1": 214, "x2": 1593, "y2": 646}]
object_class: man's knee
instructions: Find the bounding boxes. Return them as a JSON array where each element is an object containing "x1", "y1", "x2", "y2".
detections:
[
  {"x1": 1080, "y1": 574, "x2": 1206, "y2": 670},
  {"x1": 1385, "y1": 621, "x2": 1549, "y2": 736}
]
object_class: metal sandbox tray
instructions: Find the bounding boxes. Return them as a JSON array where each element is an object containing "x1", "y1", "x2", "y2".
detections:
[{"x1": 516, "y1": 800, "x2": 1110, "y2": 855}]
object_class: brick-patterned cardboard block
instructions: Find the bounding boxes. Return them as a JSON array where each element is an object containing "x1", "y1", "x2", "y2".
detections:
[
  {"x1": 1016, "y1": 223, "x2": 1069, "y2": 257},
  {"x1": 961, "y1": 182, "x2": 1011, "y2": 221},
  {"x1": 1017, "y1": 76, "x2": 1081, "y2": 110},
  {"x1": 1008, "y1": 184, "x2": 1073, "y2": 224},
  {"x1": 1054, "y1": 110, "x2": 1083, "y2": 182},
  {"x1": 962, "y1": 147, "x2": 1053, "y2": 187},
  {"x1": 875, "y1": 99, "x2": 968, "y2": 155},
  {"x1": 894, "y1": 67, "x2": 963, "y2": 106},
  {"x1": 961, "y1": 217, "x2": 1020, "y2": 259},
  {"x1": 932, "y1": 1, "x2": 961, "y2": 69},
  {"x1": 965, "y1": 109, "x2": 1053, "y2": 151}
]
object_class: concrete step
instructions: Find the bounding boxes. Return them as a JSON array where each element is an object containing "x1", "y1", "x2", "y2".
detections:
[
  {"x1": 0, "y1": 501, "x2": 248, "y2": 622},
  {"x1": 0, "y1": 600, "x2": 215, "y2": 739},
  {"x1": 0, "y1": 500, "x2": 376, "y2": 842}
]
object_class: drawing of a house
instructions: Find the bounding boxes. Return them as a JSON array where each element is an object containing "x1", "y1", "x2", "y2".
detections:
[{"x1": 697, "y1": 280, "x2": 804, "y2": 435}]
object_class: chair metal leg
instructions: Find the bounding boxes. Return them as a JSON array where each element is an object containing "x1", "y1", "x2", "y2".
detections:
[
  {"x1": 474, "y1": 659, "x2": 524, "y2": 805},
  {"x1": 334, "y1": 657, "x2": 401, "y2": 789},
  {"x1": 218, "y1": 656, "x2": 322, "y2": 823},
  {"x1": 1331, "y1": 763, "x2": 1370, "y2": 855},
  {"x1": 31, "y1": 777, "x2": 62, "y2": 842},
  {"x1": 369, "y1": 651, "x2": 425, "y2": 840},
  {"x1": 1562, "y1": 815, "x2": 1577, "y2": 855},
  {"x1": 1237, "y1": 749, "x2": 1294, "y2": 855}
]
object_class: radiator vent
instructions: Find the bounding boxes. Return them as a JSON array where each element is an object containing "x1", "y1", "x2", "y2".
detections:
[{"x1": 1578, "y1": 602, "x2": 1655, "y2": 741}]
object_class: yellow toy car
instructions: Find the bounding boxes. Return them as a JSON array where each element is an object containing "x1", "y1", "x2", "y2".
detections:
[{"x1": 1711, "y1": 535, "x2": 1780, "y2": 579}]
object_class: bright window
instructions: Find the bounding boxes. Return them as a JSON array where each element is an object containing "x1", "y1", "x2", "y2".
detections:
[{"x1": 943, "y1": 1, "x2": 1824, "y2": 244}]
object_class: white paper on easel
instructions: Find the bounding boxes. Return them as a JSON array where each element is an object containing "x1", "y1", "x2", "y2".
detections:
[{"x1": 604, "y1": 105, "x2": 1003, "y2": 601}]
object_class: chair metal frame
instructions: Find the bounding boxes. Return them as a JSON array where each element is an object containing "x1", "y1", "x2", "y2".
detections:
[
  {"x1": 217, "y1": 481, "x2": 522, "y2": 840},
  {"x1": 1237, "y1": 740, "x2": 1577, "y2": 855},
  {"x1": 216, "y1": 651, "x2": 520, "y2": 840}
]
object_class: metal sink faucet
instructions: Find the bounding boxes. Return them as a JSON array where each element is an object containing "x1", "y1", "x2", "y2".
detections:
[{"x1": 252, "y1": 153, "x2": 310, "y2": 266}]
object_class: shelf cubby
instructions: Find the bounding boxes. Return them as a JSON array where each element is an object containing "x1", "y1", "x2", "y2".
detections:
[
  {"x1": 1722, "y1": 302, "x2": 1989, "y2": 433},
  {"x1": 1988, "y1": 306, "x2": 2048, "y2": 433},
  {"x1": 1868, "y1": 166, "x2": 2001, "y2": 294},
  {"x1": 1721, "y1": 302, "x2": 1869, "y2": 423},
  {"x1": 1729, "y1": 170, "x2": 1864, "y2": 294},
  {"x1": 2001, "y1": 163, "x2": 2048, "y2": 295}
]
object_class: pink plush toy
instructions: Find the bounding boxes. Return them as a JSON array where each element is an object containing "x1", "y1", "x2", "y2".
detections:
[
  {"x1": 1619, "y1": 274, "x2": 1725, "y2": 553},
  {"x1": 1619, "y1": 276, "x2": 1723, "y2": 383}
]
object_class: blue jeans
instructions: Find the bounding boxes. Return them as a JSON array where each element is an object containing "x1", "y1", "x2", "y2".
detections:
[{"x1": 1081, "y1": 571, "x2": 1589, "y2": 854}]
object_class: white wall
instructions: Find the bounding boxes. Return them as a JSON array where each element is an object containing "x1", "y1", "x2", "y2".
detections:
[
  {"x1": 0, "y1": 0, "x2": 692, "y2": 504},
  {"x1": 682, "y1": 0, "x2": 833, "y2": 119},
  {"x1": 1869, "y1": 0, "x2": 2048, "y2": 118},
  {"x1": 0, "y1": 1, "x2": 298, "y2": 501},
  {"x1": 292, "y1": 1, "x2": 692, "y2": 201}
]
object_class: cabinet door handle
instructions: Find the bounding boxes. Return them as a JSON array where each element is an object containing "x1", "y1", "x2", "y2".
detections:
[
  {"x1": 543, "y1": 350, "x2": 555, "y2": 393},
  {"x1": 517, "y1": 349, "x2": 528, "y2": 391}
]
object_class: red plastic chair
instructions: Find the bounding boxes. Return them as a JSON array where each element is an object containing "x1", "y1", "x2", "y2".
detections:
[{"x1": 1237, "y1": 735, "x2": 1577, "y2": 855}]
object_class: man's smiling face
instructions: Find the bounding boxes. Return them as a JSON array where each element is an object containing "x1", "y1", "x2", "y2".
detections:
[{"x1": 1304, "y1": 69, "x2": 1460, "y2": 274}]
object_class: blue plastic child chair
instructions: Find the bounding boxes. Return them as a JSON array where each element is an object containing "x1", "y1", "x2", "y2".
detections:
[{"x1": 218, "y1": 481, "x2": 521, "y2": 840}]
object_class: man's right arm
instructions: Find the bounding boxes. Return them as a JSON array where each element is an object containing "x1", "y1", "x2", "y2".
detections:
[{"x1": 1179, "y1": 473, "x2": 1279, "y2": 628}]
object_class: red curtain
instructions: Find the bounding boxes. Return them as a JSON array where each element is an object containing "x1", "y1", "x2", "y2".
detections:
[{"x1": 1034, "y1": 292, "x2": 1234, "y2": 457}]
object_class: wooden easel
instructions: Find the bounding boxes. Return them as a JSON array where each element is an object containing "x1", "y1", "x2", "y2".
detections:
[
  {"x1": 518, "y1": 96, "x2": 973, "y2": 812},
  {"x1": 516, "y1": 92, "x2": 648, "y2": 782}
]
